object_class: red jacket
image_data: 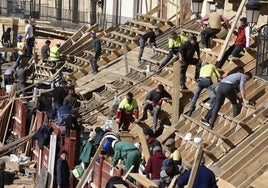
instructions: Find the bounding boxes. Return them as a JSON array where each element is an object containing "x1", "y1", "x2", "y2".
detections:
[
  {"x1": 145, "y1": 151, "x2": 166, "y2": 180},
  {"x1": 235, "y1": 24, "x2": 248, "y2": 46}
]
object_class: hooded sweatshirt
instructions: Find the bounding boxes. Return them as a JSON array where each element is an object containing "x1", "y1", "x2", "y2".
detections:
[{"x1": 145, "y1": 151, "x2": 166, "y2": 180}]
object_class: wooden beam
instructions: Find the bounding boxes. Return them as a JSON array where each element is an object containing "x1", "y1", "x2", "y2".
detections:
[
  {"x1": 172, "y1": 61, "x2": 180, "y2": 126},
  {"x1": 124, "y1": 44, "x2": 129, "y2": 74},
  {"x1": 136, "y1": 126, "x2": 150, "y2": 162},
  {"x1": 187, "y1": 145, "x2": 204, "y2": 187},
  {"x1": 217, "y1": 0, "x2": 247, "y2": 62},
  {"x1": 0, "y1": 132, "x2": 36, "y2": 156},
  {"x1": 129, "y1": 173, "x2": 158, "y2": 188},
  {"x1": 0, "y1": 47, "x2": 16, "y2": 52}
]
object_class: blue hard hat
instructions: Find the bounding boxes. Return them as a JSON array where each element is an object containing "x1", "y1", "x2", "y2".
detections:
[{"x1": 17, "y1": 34, "x2": 23, "y2": 39}]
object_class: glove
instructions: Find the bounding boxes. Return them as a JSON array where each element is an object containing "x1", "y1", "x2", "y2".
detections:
[
  {"x1": 109, "y1": 167, "x2": 114, "y2": 176},
  {"x1": 243, "y1": 99, "x2": 249, "y2": 105},
  {"x1": 134, "y1": 119, "x2": 140, "y2": 124}
]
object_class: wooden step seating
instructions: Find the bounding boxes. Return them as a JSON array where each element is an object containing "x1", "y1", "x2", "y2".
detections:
[
  {"x1": 60, "y1": 25, "x2": 89, "y2": 51},
  {"x1": 126, "y1": 19, "x2": 158, "y2": 31},
  {"x1": 175, "y1": 132, "x2": 218, "y2": 166},
  {"x1": 105, "y1": 75, "x2": 134, "y2": 92},
  {"x1": 125, "y1": 66, "x2": 147, "y2": 83},
  {"x1": 119, "y1": 25, "x2": 146, "y2": 37},
  {"x1": 110, "y1": 31, "x2": 139, "y2": 45},
  {"x1": 34, "y1": 61, "x2": 66, "y2": 81},
  {"x1": 136, "y1": 13, "x2": 174, "y2": 27},
  {"x1": 136, "y1": 13, "x2": 174, "y2": 32},
  {"x1": 69, "y1": 25, "x2": 118, "y2": 57},
  {"x1": 175, "y1": 114, "x2": 234, "y2": 164},
  {"x1": 61, "y1": 25, "x2": 101, "y2": 55},
  {"x1": 208, "y1": 124, "x2": 268, "y2": 187},
  {"x1": 217, "y1": 125, "x2": 268, "y2": 187}
]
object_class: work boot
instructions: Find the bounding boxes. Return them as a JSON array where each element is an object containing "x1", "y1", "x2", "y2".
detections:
[
  {"x1": 140, "y1": 114, "x2": 148, "y2": 121},
  {"x1": 185, "y1": 110, "x2": 193, "y2": 117}
]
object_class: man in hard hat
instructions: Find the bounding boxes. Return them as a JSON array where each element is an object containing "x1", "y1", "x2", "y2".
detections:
[{"x1": 14, "y1": 34, "x2": 26, "y2": 70}]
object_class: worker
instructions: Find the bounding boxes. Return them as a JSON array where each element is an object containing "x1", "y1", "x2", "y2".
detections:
[
  {"x1": 175, "y1": 157, "x2": 218, "y2": 188},
  {"x1": 89, "y1": 31, "x2": 101, "y2": 74},
  {"x1": 199, "y1": 10, "x2": 230, "y2": 48},
  {"x1": 50, "y1": 42, "x2": 62, "y2": 61},
  {"x1": 216, "y1": 17, "x2": 250, "y2": 68},
  {"x1": 115, "y1": 92, "x2": 139, "y2": 131},
  {"x1": 178, "y1": 35, "x2": 201, "y2": 90},
  {"x1": 144, "y1": 146, "x2": 166, "y2": 186},
  {"x1": 163, "y1": 138, "x2": 182, "y2": 165},
  {"x1": 14, "y1": 34, "x2": 26, "y2": 70},
  {"x1": 158, "y1": 31, "x2": 187, "y2": 70},
  {"x1": 201, "y1": 72, "x2": 252, "y2": 129},
  {"x1": 186, "y1": 62, "x2": 221, "y2": 116},
  {"x1": 140, "y1": 84, "x2": 172, "y2": 133},
  {"x1": 56, "y1": 151, "x2": 70, "y2": 188},
  {"x1": 138, "y1": 29, "x2": 160, "y2": 64},
  {"x1": 111, "y1": 140, "x2": 141, "y2": 177}
]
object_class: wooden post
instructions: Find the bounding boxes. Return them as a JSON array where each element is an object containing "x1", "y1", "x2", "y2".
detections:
[
  {"x1": 172, "y1": 61, "x2": 180, "y2": 126},
  {"x1": 136, "y1": 126, "x2": 150, "y2": 162},
  {"x1": 176, "y1": 0, "x2": 179, "y2": 26},
  {"x1": 124, "y1": 44, "x2": 128, "y2": 74},
  {"x1": 187, "y1": 145, "x2": 204, "y2": 187},
  {"x1": 216, "y1": 0, "x2": 247, "y2": 62},
  {"x1": 145, "y1": 0, "x2": 149, "y2": 13},
  {"x1": 179, "y1": 0, "x2": 184, "y2": 26},
  {"x1": 160, "y1": 0, "x2": 163, "y2": 19}
]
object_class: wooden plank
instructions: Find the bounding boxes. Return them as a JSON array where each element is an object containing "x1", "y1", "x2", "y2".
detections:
[
  {"x1": 187, "y1": 145, "x2": 204, "y2": 187},
  {"x1": 129, "y1": 173, "x2": 158, "y2": 188},
  {"x1": 158, "y1": 125, "x2": 176, "y2": 143},
  {"x1": 136, "y1": 126, "x2": 150, "y2": 162},
  {"x1": 221, "y1": 135, "x2": 268, "y2": 179},
  {"x1": 246, "y1": 171, "x2": 268, "y2": 187},
  {"x1": 0, "y1": 47, "x2": 16, "y2": 52},
  {"x1": 229, "y1": 149, "x2": 268, "y2": 186},
  {"x1": 127, "y1": 19, "x2": 158, "y2": 30}
]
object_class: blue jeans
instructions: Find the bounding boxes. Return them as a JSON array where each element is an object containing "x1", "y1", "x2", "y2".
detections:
[
  {"x1": 14, "y1": 54, "x2": 23, "y2": 70},
  {"x1": 138, "y1": 37, "x2": 145, "y2": 61},
  {"x1": 189, "y1": 77, "x2": 212, "y2": 111},
  {"x1": 3, "y1": 43, "x2": 9, "y2": 60},
  {"x1": 89, "y1": 56, "x2": 98, "y2": 73},
  {"x1": 138, "y1": 37, "x2": 156, "y2": 62},
  {"x1": 216, "y1": 44, "x2": 245, "y2": 68},
  {"x1": 142, "y1": 102, "x2": 160, "y2": 131},
  {"x1": 159, "y1": 49, "x2": 179, "y2": 69}
]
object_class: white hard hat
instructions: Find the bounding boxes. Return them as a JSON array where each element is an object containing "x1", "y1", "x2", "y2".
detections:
[
  {"x1": 56, "y1": 41, "x2": 61, "y2": 46},
  {"x1": 111, "y1": 140, "x2": 118, "y2": 149},
  {"x1": 184, "y1": 132, "x2": 193, "y2": 141},
  {"x1": 193, "y1": 136, "x2": 203, "y2": 144}
]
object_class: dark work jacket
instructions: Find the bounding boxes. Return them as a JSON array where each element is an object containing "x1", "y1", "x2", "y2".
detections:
[
  {"x1": 56, "y1": 158, "x2": 70, "y2": 188},
  {"x1": 176, "y1": 165, "x2": 218, "y2": 188},
  {"x1": 179, "y1": 40, "x2": 200, "y2": 62},
  {"x1": 33, "y1": 125, "x2": 53, "y2": 149},
  {"x1": 146, "y1": 89, "x2": 172, "y2": 106}
]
